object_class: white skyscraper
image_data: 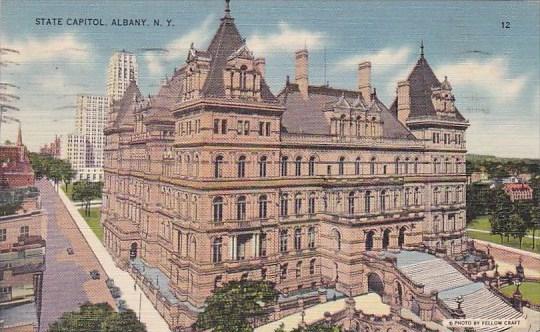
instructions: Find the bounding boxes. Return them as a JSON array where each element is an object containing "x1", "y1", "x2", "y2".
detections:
[
  {"x1": 66, "y1": 95, "x2": 109, "y2": 181},
  {"x1": 106, "y1": 51, "x2": 138, "y2": 102}
]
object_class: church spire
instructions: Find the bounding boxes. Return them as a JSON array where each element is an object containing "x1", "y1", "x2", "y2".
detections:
[{"x1": 16, "y1": 124, "x2": 22, "y2": 146}]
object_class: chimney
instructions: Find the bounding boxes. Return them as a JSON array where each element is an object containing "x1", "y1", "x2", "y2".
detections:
[
  {"x1": 295, "y1": 49, "x2": 309, "y2": 99},
  {"x1": 397, "y1": 80, "x2": 411, "y2": 125},
  {"x1": 255, "y1": 57, "x2": 266, "y2": 78},
  {"x1": 358, "y1": 61, "x2": 372, "y2": 101}
]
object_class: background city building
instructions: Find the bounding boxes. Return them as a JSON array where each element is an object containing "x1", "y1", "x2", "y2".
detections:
[
  {"x1": 0, "y1": 129, "x2": 46, "y2": 332},
  {"x1": 106, "y1": 51, "x2": 138, "y2": 103},
  {"x1": 39, "y1": 135, "x2": 62, "y2": 159}
]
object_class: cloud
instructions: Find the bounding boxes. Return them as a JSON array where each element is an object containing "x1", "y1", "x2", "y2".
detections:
[
  {"x1": 1, "y1": 33, "x2": 91, "y2": 64},
  {"x1": 143, "y1": 16, "x2": 214, "y2": 76},
  {"x1": 336, "y1": 46, "x2": 412, "y2": 73},
  {"x1": 247, "y1": 22, "x2": 325, "y2": 56},
  {"x1": 435, "y1": 57, "x2": 527, "y2": 105}
]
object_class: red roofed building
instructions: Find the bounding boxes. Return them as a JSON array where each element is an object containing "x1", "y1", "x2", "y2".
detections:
[
  {"x1": 503, "y1": 183, "x2": 533, "y2": 201},
  {"x1": 0, "y1": 127, "x2": 34, "y2": 189}
]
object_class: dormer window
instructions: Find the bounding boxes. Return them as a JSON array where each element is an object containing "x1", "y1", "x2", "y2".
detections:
[{"x1": 240, "y1": 65, "x2": 247, "y2": 91}]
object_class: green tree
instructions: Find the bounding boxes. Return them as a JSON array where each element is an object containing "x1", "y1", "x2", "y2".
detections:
[
  {"x1": 194, "y1": 280, "x2": 279, "y2": 332},
  {"x1": 490, "y1": 189, "x2": 513, "y2": 242},
  {"x1": 102, "y1": 310, "x2": 146, "y2": 332},
  {"x1": 72, "y1": 180, "x2": 102, "y2": 216},
  {"x1": 48, "y1": 302, "x2": 146, "y2": 332},
  {"x1": 509, "y1": 213, "x2": 528, "y2": 248},
  {"x1": 529, "y1": 206, "x2": 540, "y2": 249}
]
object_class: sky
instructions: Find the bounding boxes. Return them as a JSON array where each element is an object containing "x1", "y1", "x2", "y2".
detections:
[{"x1": 0, "y1": 0, "x2": 539, "y2": 158}]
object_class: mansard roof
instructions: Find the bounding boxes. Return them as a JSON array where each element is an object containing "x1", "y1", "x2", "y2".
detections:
[
  {"x1": 279, "y1": 83, "x2": 414, "y2": 139},
  {"x1": 199, "y1": 7, "x2": 278, "y2": 103},
  {"x1": 389, "y1": 55, "x2": 466, "y2": 122},
  {"x1": 114, "y1": 80, "x2": 142, "y2": 127}
]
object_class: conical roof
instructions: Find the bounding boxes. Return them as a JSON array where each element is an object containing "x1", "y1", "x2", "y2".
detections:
[{"x1": 114, "y1": 80, "x2": 142, "y2": 127}]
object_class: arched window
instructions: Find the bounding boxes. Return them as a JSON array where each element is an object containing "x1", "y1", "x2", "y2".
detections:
[
  {"x1": 280, "y1": 156, "x2": 288, "y2": 176},
  {"x1": 414, "y1": 157, "x2": 419, "y2": 174},
  {"x1": 308, "y1": 227, "x2": 315, "y2": 249},
  {"x1": 237, "y1": 196, "x2": 247, "y2": 220},
  {"x1": 259, "y1": 156, "x2": 267, "y2": 177},
  {"x1": 414, "y1": 187, "x2": 420, "y2": 205},
  {"x1": 433, "y1": 187, "x2": 440, "y2": 205},
  {"x1": 355, "y1": 157, "x2": 361, "y2": 175},
  {"x1": 382, "y1": 229, "x2": 391, "y2": 249},
  {"x1": 365, "y1": 191, "x2": 372, "y2": 213},
  {"x1": 192, "y1": 196, "x2": 198, "y2": 221},
  {"x1": 294, "y1": 193, "x2": 302, "y2": 215},
  {"x1": 308, "y1": 192, "x2": 316, "y2": 214},
  {"x1": 309, "y1": 258, "x2": 316, "y2": 275},
  {"x1": 405, "y1": 188, "x2": 411, "y2": 207},
  {"x1": 189, "y1": 236, "x2": 197, "y2": 258},
  {"x1": 433, "y1": 216, "x2": 441, "y2": 233},
  {"x1": 258, "y1": 195, "x2": 268, "y2": 219},
  {"x1": 395, "y1": 157, "x2": 400, "y2": 174},
  {"x1": 237, "y1": 155, "x2": 246, "y2": 178},
  {"x1": 398, "y1": 227, "x2": 406, "y2": 248},
  {"x1": 240, "y1": 65, "x2": 247, "y2": 91},
  {"x1": 370, "y1": 157, "x2": 376, "y2": 175},
  {"x1": 365, "y1": 231, "x2": 374, "y2": 251},
  {"x1": 294, "y1": 228, "x2": 302, "y2": 250},
  {"x1": 280, "y1": 263, "x2": 288, "y2": 279},
  {"x1": 212, "y1": 237, "x2": 222, "y2": 263},
  {"x1": 348, "y1": 191, "x2": 355, "y2": 215},
  {"x1": 186, "y1": 155, "x2": 192, "y2": 176},
  {"x1": 280, "y1": 193, "x2": 289, "y2": 216},
  {"x1": 444, "y1": 158, "x2": 450, "y2": 174},
  {"x1": 279, "y1": 229, "x2": 288, "y2": 253},
  {"x1": 456, "y1": 186, "x2": 463, "y2": 203},
  {"x1": 404, "y1": 158, "x2": 410, "y2": 174},
  {"x1": 213, "y1": 197, "x2": 223, "y2": 223},
  {"x1": 433, "y1": 158, "x2": 439, "y2": 174},
  {"x1": 214, "y1": 155, "x2": 224, "y2": 178},
  {"x1": 445, "y1": 187, "x2": 450, "y2": 204},
  {"x1": 380, "y1": 190, "x2": 387, "y2": 211},
  {"x1": 338, "y1": 157, "x2": 345, "y2": 175},
  {"x1": 296, "y1": 261, "x2": 302, "y2": 278},
  {"x1": 333, "y1": 229, "x2": 341, "y2": 250},
  {"x1": 295, "y1": 156, "x2": 302, "y2": 176},
  {"x1": 308, "y1": 156, "x2": 316, "y2": 176}
]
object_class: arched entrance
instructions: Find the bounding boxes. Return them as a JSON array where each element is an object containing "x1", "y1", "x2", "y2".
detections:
[
  {"x1": 382, "y1": 229, "x2": 391, "y2": 250},
  {"x1": 130, "y1": 242, "x2": 138, "y2": 259},
  {"x1": 398, "y1": 227, "x2": 406, "y2": 248},
  {"x1": 365, "y1": 231, "x2": 374, "y2": 251},
  {"x1": 367, "y1": 273, "x2": 384, "y2": 296}
]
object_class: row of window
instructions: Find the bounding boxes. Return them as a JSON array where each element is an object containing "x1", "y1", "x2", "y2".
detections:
[
  {"x1": 432, "y1": 132, "x2": 463, "y2": 145},
  {"x1": 212, "y1": 119, "x2": 272, "y2": 137},
  {"x1": 0, "y1": 226, "x2": 29, "y2": 242}
]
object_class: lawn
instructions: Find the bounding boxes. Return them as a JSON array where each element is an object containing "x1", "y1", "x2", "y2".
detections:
[
  {"x1": 61, "y1": 183, "x2": 74, "y2": 200},
  {"x1": 466, "y1": 229, "x2": 540, "y2": 254},
  {"x1": 467, "y1": 215, "x2": 491, "y2": 231},
  {"x1": 499, "y1": 281, "x2": 540, "y2": 305},
  {"x1": 78, "y1": 207, "x2": 103, "y2": 240}
]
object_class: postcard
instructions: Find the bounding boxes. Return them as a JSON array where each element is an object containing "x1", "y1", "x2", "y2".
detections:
[{"x1": 0, "y1": 1, "x2": 539, "y2": 331}]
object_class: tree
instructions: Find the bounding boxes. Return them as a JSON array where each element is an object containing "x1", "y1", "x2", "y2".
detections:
[
  {"x1": 509, "y1": 213, "x2": 527, "y2": 248},
  {"x1": 529, "y1": 206, "x2": 540, "y2": 249},
  {"x1": 102, "y1": 309, "x2": 146, "y2": 332},
  {"x1": 490, "y1": 189, "x2": 513, "y2": 242},
  {"x1": 194, "y1": 280, "x2": 279, "y2": 332},
  {"x1": 48, "y1": 302, "x2": 146, "y2": 332},
  {"x1": 275, "y1": 323, "x2": 342, "y2": 332},
  {"x1": 72, "y1": 180, "x2": 102, "y2": 216}
]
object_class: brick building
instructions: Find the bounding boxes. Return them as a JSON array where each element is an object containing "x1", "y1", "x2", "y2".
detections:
[
  {"x1": 0, "y1": 128, "x2": 46, "y2": 332},
  {"x1": 101, "y1": 2, "x2": 473, "y2": 330},
  {"x1": 503, "y1": 183, "x2": 533, "y2": 201}
]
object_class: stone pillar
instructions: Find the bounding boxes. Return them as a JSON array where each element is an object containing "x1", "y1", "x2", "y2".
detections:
[{"x1": 358, "y1": 61, "x2": 372, "y2": 101}]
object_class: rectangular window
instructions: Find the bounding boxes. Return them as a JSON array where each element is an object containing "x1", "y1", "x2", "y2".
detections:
[
  {"x1": 213, "y1": 119, "x2": 220, "y2": 134},
  {"x1": 259, "y1": 122, "x2": 264, "y2": 136},
  {"x1": 20, "y1": 226, "x2": 29, "y2": 239},
  {"x1": 237, "y1": 120, "x2": 244, "y2": 134},
  {"x1": 221, "y1": 119, "x2": 227, "y2": 134},
  {"x1": 0, "y1": 229, "x2": 6, "y2": 242},
  {"x1": 265, "y1": 122, "x2": 271, "y2": 136}
]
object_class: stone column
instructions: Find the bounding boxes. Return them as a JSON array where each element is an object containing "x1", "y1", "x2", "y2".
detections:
[{"x1": 253, "y1": 233, "x2": 259, "y2": 257}]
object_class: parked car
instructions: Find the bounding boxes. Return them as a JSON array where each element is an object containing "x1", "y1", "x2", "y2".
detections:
[
  {"x1": 110, "y1": 286, "x2": 121, "y2": 298},
  {"x1": 106, "y1": 278, "x2": 115, "y2": 288},
  {"x1": 90, "y1": 270, "x2": 100, "y2": 280},
  {"x1": 66, "y1": 247, "x2": 74, "y2": 255}
]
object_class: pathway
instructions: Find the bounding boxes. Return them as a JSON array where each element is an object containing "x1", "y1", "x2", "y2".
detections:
[
  {"x1": 38, "y1": 180, "x2": 114, "y2": 331},
  {"x1": 53, "y1": 180, "x2": 171, "y2": 332}
]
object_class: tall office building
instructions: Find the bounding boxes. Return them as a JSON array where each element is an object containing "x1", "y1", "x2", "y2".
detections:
[
  {"x1": 66, "y1": 95, "x2": 109, "y2": 181},
  {"x1": 106, "y1": 51, "x2": 138, "y2": 102}
]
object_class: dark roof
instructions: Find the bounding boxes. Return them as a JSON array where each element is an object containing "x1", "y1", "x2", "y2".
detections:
[
  {"x1": 200, "y1": 11, "x2": 278, "y2": 103},
  {"x1": 389, "y1": 55, "x2": 466, "y2": 121},
  {"x1": 114, "y1": 80, "x2": 142, "y2": 127},
  {"x1": 279, "y1": 83, "x2": 414, "y2": 139}
]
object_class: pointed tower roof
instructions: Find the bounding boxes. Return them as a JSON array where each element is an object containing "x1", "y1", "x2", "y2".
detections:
[
  {"x1": 199, "y1": 0, "x2": 277, "y2": 103},
  {"x1": 115, "y1": 80, "x2": 142, "y2": 127},
  {"x1": 16, "y1": 124, "x2": 22, "y2": 146}
]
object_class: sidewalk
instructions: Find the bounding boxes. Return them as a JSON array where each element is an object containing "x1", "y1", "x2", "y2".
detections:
[{"x1": 55, "y1": 183, "x2": 171, "y2": 332}]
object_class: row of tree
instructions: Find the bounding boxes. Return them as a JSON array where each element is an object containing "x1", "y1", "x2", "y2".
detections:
[
  {"x1": 29, "y1": 152, "x2": 76, "y2": 189},
  {"x1": 72, "y1": 180, "x2": 103, "y2": 216},
  {"x1": 490, "y1": 186, "x2": 540, "y2": 249}
]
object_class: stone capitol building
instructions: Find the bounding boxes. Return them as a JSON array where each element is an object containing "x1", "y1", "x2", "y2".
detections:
[{"x1": 100, "y1": 2, "x2": 523, "y2": 331}]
